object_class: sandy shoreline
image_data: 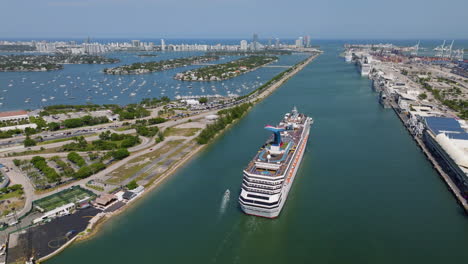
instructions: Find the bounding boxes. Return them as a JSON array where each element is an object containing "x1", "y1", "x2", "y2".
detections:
[{"x1": 38, "y1": 52, "x2": 321, "y2": 263}]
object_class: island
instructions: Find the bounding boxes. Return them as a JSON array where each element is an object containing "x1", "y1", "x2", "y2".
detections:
[
  {"x1": 174, "y1": 55, "x2": 277, "y2": 81},
  {"x1": 137, "y1": 54, "x2": 158, "y2": 57},
  {"x1": 103, "y1": 55, "x2": 219, "y2": 75},
  {"x1": 0, "y1": 54, "x2": 120, "y2": 72}
]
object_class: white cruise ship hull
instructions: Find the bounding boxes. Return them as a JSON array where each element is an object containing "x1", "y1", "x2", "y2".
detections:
[{"x1": 239, "y1": 117, "x2": 311, "y2": 218}]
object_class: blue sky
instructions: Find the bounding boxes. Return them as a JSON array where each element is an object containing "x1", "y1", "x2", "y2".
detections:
[{"x1": 1, "y1": 0, "x2": 467, "y2": 39}]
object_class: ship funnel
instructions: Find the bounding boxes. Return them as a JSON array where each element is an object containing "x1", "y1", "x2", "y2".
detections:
[{"x1": 264, "y1": 125, "x2": 285, "y2": 146}]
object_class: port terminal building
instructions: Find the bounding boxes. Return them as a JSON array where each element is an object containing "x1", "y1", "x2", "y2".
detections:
[{"x1": 423, "y1": 117, "x2": 468, "y2": 199}]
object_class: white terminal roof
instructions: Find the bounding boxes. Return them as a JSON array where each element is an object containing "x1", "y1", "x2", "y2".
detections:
[
  {"x1": 436, "y1": 133, "x2": 468, "y2": 169},
  {"x1": 426, "y1": 117, "x2": 468, "y2": 173}
]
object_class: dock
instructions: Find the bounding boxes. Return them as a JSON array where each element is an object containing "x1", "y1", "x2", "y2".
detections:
[{"x1": 388, "y1": 98, "x2": 468, "y2": 213}]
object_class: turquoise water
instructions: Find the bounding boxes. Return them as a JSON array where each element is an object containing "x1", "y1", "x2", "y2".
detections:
[{"x1": 47, "y1": 42, "x2": 468, "y2": 263}]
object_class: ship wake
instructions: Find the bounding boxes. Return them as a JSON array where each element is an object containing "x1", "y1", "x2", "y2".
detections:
[{"x1": 219, "y1": 189, "x2": 230, "y2": 215}]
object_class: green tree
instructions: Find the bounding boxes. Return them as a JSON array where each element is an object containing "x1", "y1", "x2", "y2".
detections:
[
  {"x1": 99, "y1": 130, "x2": 112, "y2": 140},
  {"x1": 198, "y1": 97, "x2": 208, "y2": 104},
  {"x1": 67, "y1": 152, "x2": 86, "y2": 167},
  {"x1": 156, "y1": 131, "x2": 165, "y2": 143},
  {"x1": 24, "y1": 127, "x2": 36, "y2": 136},
  {"x1": 63, "y1": 118, "x2": 84, "y2": 128},
  {"x1": 48, "y1": 122, "x2": 61, "y2": 131},
  {"x1": 30, "y1": 116, "x2": 47, "y2": 129},
  {"x1": 24, "y1": 136, "x2": 36, "y2": 147},
  {"x1": 126, "y1": 180, "x2": 138, "y2": 190},
  {"x1": 111, "y1": 148, "x2": 130, "y2": 160}
]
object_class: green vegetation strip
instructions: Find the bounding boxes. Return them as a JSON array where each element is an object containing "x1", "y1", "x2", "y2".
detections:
[
  {"x1": 86, "y1": 184, "x2": 104, "y2": 192},
  {"x1": 0, "y1": 185, "x2": 24, "y2": 200},
  {"x1": 163, "y1": 127, "x2": 200, "y2": 137},
  {"x1": 61, "y1": 132, "x2": 139, "y2": 152},
  {"x1": 197, "y1": 103, "x2": 252, "y2": 144},
  {"x1": 238, "y1": 53, "x2": 316, "y2": 100}
]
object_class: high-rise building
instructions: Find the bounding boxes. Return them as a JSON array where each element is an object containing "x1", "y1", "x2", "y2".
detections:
[
  {"x1": 240, "y1": 40, "x2": 248, "y2": 51},
  {"x1": 132, "y1": 40, "x2": 140, "y2": 47},
  {"x1": 252, "y1": 33, "x2": 259, "y2": 51},
  {"x1": 275, "y1": 38, "x2": 280, "y2": 49},
  {"x1": 304, "y1": 35, "x2": 311, "y2": 48},
  {"x1": 295, "y1": 37, "x2": 303, "y2": 48},
  {"x1": 161, "y1": 39, "x2": 166, "y2": 51}
]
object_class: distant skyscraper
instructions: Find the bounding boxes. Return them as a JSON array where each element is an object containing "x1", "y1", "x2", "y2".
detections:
[
  {"x1": 295, "y1": 37, "x2": 303, "y2": 48},
  {"x1": 275, "y1": 38, "x2": 280, "y2": 49},
  {"x1": 252, "y1": 33, "x2": 259, "y2": 51},
  {"x1": 240, "y1": 40, "x2": 248, "y2": 51},
  {"x1": 161, "y1": 39, "x2": 166, "y2": 51},
  {"x1": 132, "y1": 40, "x2": 140, "y2": 47},
  {"x1": 304, "y1": 35, "x2": 311, "y2": 48}
]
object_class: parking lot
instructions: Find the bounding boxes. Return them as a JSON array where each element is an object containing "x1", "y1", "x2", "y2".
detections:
[{"x1": 7, "y1": 207, "x2": 101, "y2": 263}]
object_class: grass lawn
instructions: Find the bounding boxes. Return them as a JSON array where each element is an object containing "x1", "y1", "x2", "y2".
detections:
[
  {"x1": 0, "y1": 190, "x2": 23, "y2": 200},
  {"x1": 1, "y1": 199, "x2": 25, "y2": 217},
  {"x1": 6, "y1": 146, "x2": 62, "y2": 157},
  {"x1": 38, "y1": 133, "x2": 97, "y2": 145},
  {"x1": 163, "y1": 127, "x2": 200, "y2": 137},
  {"x1": 115, "y1": 126, "x2": 133, "y2": 131},
  {"x1": 85, "y1": 184, "x2": 104, "y2": 192},
  {"x1": 137, "y1": 140, "x2": 194, "y2": 183},
  {"x1": 105, "y1": 139, "x2": 184, "y2": 185}
]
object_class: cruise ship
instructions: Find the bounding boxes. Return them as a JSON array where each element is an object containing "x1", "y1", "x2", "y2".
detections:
[
  {"x1": 239, "y1": 107, "x2": 313, "y2": 218},
  {"x1": 357, "y1": 56, "x2": 372, "y2": 76},
  {"x1": 345, "y1": 51, "x2": 353, "y2": 62}
]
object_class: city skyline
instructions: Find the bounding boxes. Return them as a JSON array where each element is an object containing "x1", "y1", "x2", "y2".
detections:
[{"x1": 1, "y1": 0, "x2": 467, "y2": 39}]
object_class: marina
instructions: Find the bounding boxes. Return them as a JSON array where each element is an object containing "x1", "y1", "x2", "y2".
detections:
[{"x1": 0, "y1": 50, "x2": 308, "y2": 111}]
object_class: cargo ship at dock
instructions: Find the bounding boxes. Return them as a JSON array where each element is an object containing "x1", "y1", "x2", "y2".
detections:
[{"x1": 239, "y1": 107, "x2": 313, "y2": 218}]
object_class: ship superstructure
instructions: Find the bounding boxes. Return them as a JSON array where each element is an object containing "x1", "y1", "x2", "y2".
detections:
[
  {"x1": 358, "y1": 56, "x2": 372, "y2": 76},
  {"x1": 345, "y1": 51, "x2": 353, "y2": 62},
  {"x1": 239, "y1": 107, "x2": 313, "y2": 218}
]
